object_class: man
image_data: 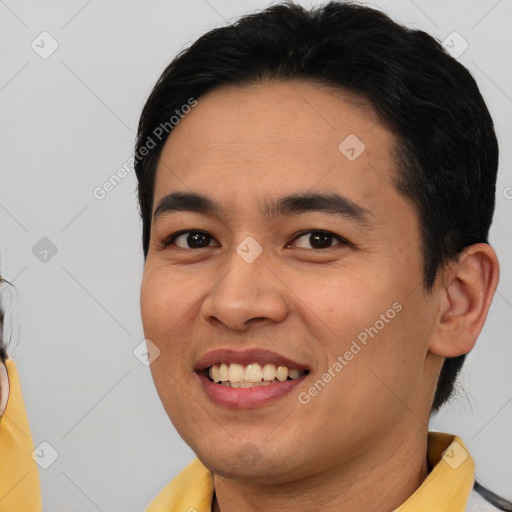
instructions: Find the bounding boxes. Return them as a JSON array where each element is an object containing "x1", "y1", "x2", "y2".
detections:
[
  {"x1": 134, "y1": 2, "x2": 511, "y2": 511},
  {"x1": 0, "y1": 276, "x2": 42, "y2": 510}
]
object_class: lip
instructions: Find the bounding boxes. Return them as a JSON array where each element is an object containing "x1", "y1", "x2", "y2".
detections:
[
  {"x1": 197, "y1": 371, "x2": 308, "y2": 409},
  {"x1": 194, "y1": 348, "x2": 310, "y2": 372},
  {"x1": 194, "y1": 347, "x2": 310, "y2": 409}
]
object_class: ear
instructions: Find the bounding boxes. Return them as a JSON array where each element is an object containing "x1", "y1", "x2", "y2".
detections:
[{"x1": 429, "y1": 243, "x2": 500, "y2": 358}]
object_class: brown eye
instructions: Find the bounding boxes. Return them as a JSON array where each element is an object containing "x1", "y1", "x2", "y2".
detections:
[
  {"x1": 291, "y1": 230, "x2": 346, "y2": 250},
  {"x1": 165, "y1": 231, "x2": 219, "y2": 249}
]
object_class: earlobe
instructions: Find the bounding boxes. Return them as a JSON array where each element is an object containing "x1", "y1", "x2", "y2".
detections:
[{"x1": 429, "y1": 243, "x2": 500, "y2": 358}]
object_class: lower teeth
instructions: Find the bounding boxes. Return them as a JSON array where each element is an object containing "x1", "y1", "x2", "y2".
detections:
[{"x1": 219, "y1": 379, "x2": 281, "y2": 388}]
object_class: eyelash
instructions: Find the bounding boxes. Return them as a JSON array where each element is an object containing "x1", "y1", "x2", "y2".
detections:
[{"x1": 160, "y1": 229, "x2": 352, "y2": 251}]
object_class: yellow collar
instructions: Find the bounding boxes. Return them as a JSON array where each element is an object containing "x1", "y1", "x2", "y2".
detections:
[
  {"x1": 0, "y1": 359, "x2": 42, "y2": 511},
  {"x1": 146, "y1": 432, "x2": 474, "y2": 512},
  {"x1": 395, "y1": 432, "x2": 474, "y2": 511}
]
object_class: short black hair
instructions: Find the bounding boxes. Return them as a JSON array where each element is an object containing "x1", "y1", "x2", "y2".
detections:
[{"x1": 134, "y1": 1, "x2": 499, "y2": 412}]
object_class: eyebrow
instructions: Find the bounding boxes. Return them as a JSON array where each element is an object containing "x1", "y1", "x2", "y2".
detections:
[{"x1": 153, "y1": 191, "x2": 373, "y2": 226}]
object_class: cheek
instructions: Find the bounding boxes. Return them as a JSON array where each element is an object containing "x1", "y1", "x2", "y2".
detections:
[
  {"x1": 140, "y1": 265, "x2": 190, "y2": 334},
  {"x1": 348, "y1": 294, "x2": 436, "y2": 411},
  {"x1": 302, "y1": 271, "x2": 424, "y2": 392},
  {"x1": 141, "y1": 270, "x2": 192, "y2": 418},
  {"x1": 140, "y1": 269, "x2": 186, "y2": 380},
  {"x1": 290, "y1": 266, "x2": 390, "y2": 346}
]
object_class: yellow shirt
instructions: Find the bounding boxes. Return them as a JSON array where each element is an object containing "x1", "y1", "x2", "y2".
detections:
[
  {"x1": 0, "y1": 359, "x2": 42, "y2": 511},
  {"x1": 146, "y1": 432, "x2": 476, "y2": 512}
]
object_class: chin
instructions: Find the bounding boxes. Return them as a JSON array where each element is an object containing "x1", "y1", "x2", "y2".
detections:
[{"x1": 191, "y1": 440, "x2": 311, "y2": 484}]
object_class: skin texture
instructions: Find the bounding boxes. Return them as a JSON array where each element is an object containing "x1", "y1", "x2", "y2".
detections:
[{"x1": 140, "y1": 80, "x2": 499, "y2": 512}]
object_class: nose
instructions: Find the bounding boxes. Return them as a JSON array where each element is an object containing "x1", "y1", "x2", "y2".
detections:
[{"x1": 200, "y1": 245, "x2": 289, "y2": 332}]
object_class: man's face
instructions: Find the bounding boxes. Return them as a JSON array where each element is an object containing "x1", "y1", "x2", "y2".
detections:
[{"x1": 140, "y1": 81, "x2": 442, "y2": 482}]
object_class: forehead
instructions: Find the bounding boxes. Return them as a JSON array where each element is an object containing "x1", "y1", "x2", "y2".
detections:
[{"x1": 153, "y1": 80, "x2": 399, "y2": 219}]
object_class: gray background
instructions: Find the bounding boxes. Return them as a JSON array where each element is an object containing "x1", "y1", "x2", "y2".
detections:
[{"x1": 0, "y1": 0, "x2": 511, "y2": 510}]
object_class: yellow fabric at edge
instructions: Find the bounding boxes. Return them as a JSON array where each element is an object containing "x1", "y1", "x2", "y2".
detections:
[
  {"x1": 146, "y1": 432, "x2": 475, "y2": 512},
  {"x1": 0, "y1": 359, "x2": 42, "y2": 511}
]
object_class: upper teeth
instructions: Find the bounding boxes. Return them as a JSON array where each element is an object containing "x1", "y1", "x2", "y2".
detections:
[{"x1": 208, "y1": 362, "x2": 304, "y2": 384}]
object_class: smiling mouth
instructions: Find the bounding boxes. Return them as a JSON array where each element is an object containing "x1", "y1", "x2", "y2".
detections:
[{"x1": 206, "y1": 362, "x2": 309, "y2": 388}]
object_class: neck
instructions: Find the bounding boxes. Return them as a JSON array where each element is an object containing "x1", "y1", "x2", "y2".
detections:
[{"x1": 212, "y1": 425, "x2": 429, "y2": 512}]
